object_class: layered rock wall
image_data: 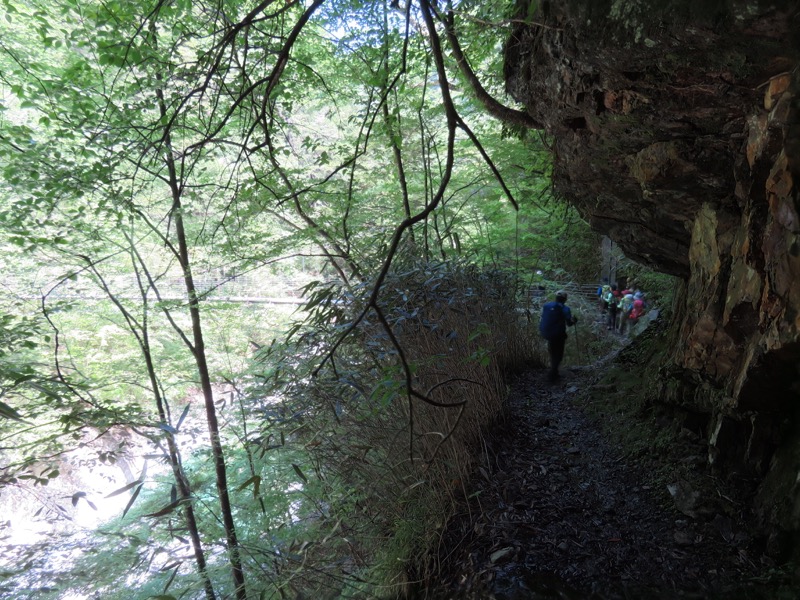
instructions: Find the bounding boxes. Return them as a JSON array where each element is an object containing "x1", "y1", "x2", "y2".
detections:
[{"x1": 505, "y1": 0, "x2": 800, "y2": 542}]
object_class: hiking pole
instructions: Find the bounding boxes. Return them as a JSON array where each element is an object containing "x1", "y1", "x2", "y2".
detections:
[{"x1": 572, "y1": 322, "x2": 583, "y2": 363}]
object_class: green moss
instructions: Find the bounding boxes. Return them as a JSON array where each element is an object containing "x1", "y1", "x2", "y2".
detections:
[{"x1": 580, "y1": 318, "x2": 693, "y2": 492}]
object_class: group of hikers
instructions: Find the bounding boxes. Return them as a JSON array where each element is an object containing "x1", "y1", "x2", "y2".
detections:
[
  {"x1": 538, "y1": 281, "x2": 648, "y2": 382},
  {"x1": 597, "y1": 281, "x2": 647, "y2": 335}
]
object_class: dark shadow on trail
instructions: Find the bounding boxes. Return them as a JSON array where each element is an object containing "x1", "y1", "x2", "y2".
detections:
[{"x1": 420, "y1": 365, "x2": 789, "y2": 599}]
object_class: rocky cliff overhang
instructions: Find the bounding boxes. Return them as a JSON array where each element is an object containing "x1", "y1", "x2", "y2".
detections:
[
  {"x1": 505, "y1": 1, "x2": 800, "y2": 538},
  {"x1": 505, "y1": 0, "x2": 799, "y2": 405},
  {"x1": 505, "y1": 0, "x2": 798, "y2": 278}
]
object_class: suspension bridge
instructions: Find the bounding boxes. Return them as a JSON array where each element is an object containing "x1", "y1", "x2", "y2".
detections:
[{"x1": 4, "y1": 275, "x2": 309, "y2": 305}]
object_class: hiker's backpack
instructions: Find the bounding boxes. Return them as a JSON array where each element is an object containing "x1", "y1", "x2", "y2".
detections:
[
  {"x1": 620, "y1": 294, "x2": 634, "y2": 313},
  {"x1": 539, "y1": 301, "x2": 567, "y2": 340},
  {"x1": 630, "y1": 299, "x2": 645, "y2": 319}
]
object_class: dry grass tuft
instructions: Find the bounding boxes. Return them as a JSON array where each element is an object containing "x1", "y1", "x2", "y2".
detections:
[{"x1": 259, "y1": 263, "x2": 541, "y2": 597}]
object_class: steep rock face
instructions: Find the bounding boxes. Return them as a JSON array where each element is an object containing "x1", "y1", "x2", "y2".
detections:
[{"x1": 505, "y1": 1, "x2": 800, "y2": 546}]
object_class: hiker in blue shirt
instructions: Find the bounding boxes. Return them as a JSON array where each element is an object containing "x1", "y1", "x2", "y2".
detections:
[{"x1": 539, "y1": 290, "x2": 578, "y2": 382}]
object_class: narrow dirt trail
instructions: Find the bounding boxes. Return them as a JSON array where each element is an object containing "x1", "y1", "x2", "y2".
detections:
[{"x1": 424, "y1": 364, "x2": 778, "y2": 599}]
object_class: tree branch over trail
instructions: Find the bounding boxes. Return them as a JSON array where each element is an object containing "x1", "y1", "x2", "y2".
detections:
[
  {"x1": 256, "y1": 108, "x2": 363, "y2": 285},
  {"x1": 314, "y1": 0, "x2": 527, "y2": 398},
  {"x1": 380, "y1": 0, "x2": 414, "y2": 235},
  {"x1": 437, "y1": 4, "x2": 543, "y2": 130},
  {"x1": 312, "y1": 0, "x2": 472, "y2": 462}
]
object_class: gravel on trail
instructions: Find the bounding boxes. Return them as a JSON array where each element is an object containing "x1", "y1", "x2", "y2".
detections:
[{"x1": 423, "y1": 365, "x2": 789, "y2": 600}]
